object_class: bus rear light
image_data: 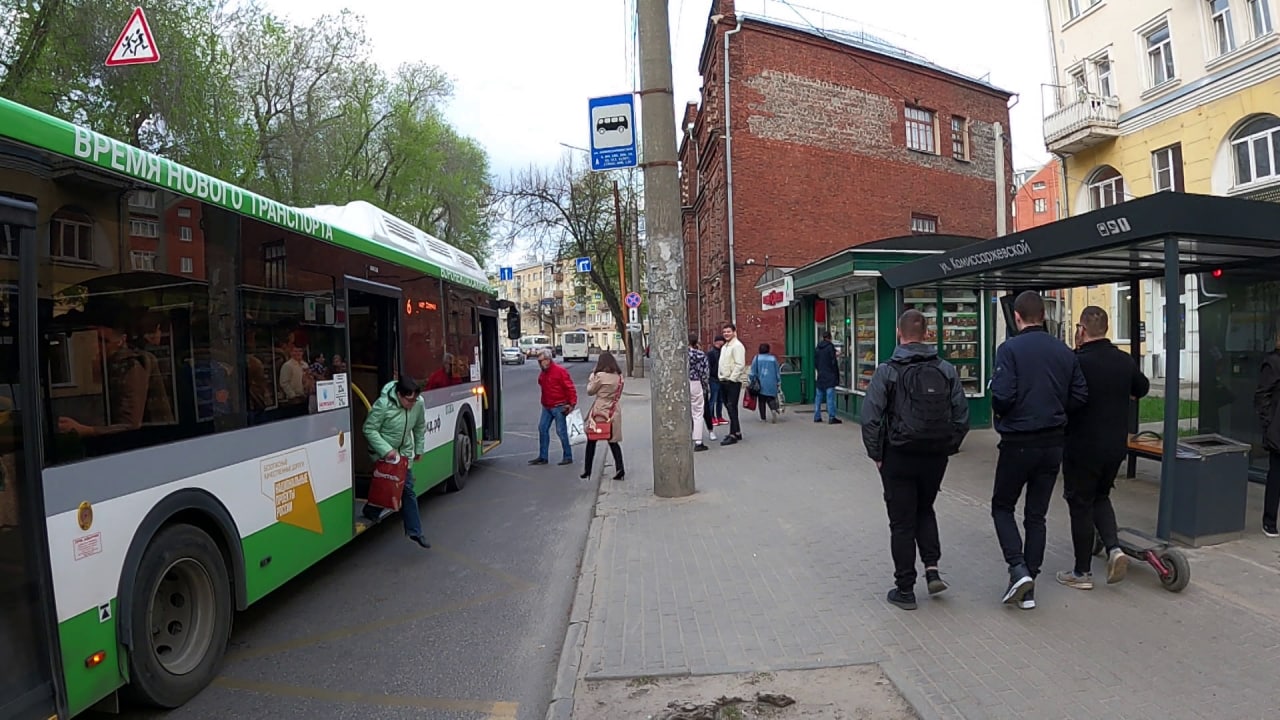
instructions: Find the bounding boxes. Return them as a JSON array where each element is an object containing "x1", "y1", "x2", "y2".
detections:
[{"x1": 85, "y1": 650, "x2": 107, "y2": 668}]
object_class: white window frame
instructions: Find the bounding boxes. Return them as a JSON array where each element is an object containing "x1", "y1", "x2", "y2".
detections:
[
  {"x1": 1248, "y1": 0, "x2": 1274, "y2": 38},
  {"x1": 180, "y1": 256, "x2": 194, "y2": 274},
  {"x1": 1033, "y1": 198, "x2": 1048, "y2": 213},
  {"x1": 1113, "y1": 286, "x2": 1132, "y2": 343},
  {"x1": 129, "y1": 190, "x2": 157, "y2": 209},
  {"x1": 910, "y1": 214, "x2": 938, "y2": 234},
  {"x1": 1032, "y1": 181, "x2": 1047, "y2": 190},
  {"x1": 1065, "y1": 0, "x2": 1101, "y2": 21},
  {"x1": 0, "y1": 222, "x2": 17, "y2": 257},
  {"x1": 1088, "y1": 169, "x2": 1126, "y2": 209},
  {"x1": 177, "y1": 207, "x2": 192, "y2": 218},
  {"x1": 130, "y1": 250, "x2": 157, "y2": 271},
  {"x1": 1210, "y1": 0, "x2": 1237, "y2": 56},
  {"x1": 1143, "y1": 20, "x2": 1177, "y2": 88},
  {"x1": 904, "y1": 107, "x2": 937, "y2": 154},
  {"x1": 46, "y1": 332, "x2": 75, "y2": 388},
  {"x1": 130, "y1": 219, "x2": 159, "y2": 238},
  {"x1": 52, "y1": 218, "x2": 93, "y2": 262},
  {"x1": 1092, "y1": 53, "x2": 1114, "y2": 97},
  {"x1": 1069, "y1": 66, "x2": 1089, "y2": 99},
  {"x1": 1231, "y1": 118, "x2": 1280, "y2": 186},
  {"x1": 1152, "y1": 145, "x2": 1180, "y2": 192},
  {"x1": 180, "y1": 226, "x2": 193, "y2": 242}
]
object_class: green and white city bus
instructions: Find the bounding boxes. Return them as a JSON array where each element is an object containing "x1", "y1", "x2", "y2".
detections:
[{"x1": 0, "y1": 97, "x2": 506, "y2": 719}]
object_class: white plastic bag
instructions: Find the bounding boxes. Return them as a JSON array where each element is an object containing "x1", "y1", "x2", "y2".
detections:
[{"x1": 566, "y1": 408, "x2": 588, "y2": 446}]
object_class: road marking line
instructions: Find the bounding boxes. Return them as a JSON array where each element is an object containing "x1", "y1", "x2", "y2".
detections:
[{"x1": 213, "y1": 677, "x2": 518, "y2": 714}]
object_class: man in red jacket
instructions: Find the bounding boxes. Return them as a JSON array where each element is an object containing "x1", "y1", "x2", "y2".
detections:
[{"x1": 531, "y1": 349, "x2": 578, "y2": 465}]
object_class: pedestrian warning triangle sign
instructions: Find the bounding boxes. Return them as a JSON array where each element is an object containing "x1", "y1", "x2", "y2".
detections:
[{"x1": 105, "y1": 7, "x2": 160, "y2": 67}]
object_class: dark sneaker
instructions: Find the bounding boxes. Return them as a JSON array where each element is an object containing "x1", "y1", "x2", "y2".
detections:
[
  {"x1": 720, "y1": 435, "x2": 738, "y2": 446},
  {"x1": 829, "y1": 418, "x2": 843, "y2": 424},
  {"x1": 1264, "y1": 524, "x2": 1279, "y2": 538},
  {"x1": 557, "y1": 458, "x2": 574, "y2": 466},
  {"x1": 694, "y1": 442, "x2": 709, "y2": 452},
  {"x1": 886, "y1": 588, "x2": 917, "y2": 610},
  {"x1": 814, "y1": 417, "x2": 824, "y2": 423},
  {"x1": 1106, "y1": 547, "x2": 1129, "y2": 584},
  {"x1": 925, "y1": 569, "x2": 948, "y2": 595},
  {"x1": 1055, "y1": 570, "x2": 1094, "y2": 590},
  {"x1": 528, "y1": 457, "x2": 548, "y2": 465},
  {"x1": 1001, "y1": 565, "x2": 1034, "y2": 605},
  {"x1": 1019, "y1": 588, "x2": 1036, "y2": 610}
]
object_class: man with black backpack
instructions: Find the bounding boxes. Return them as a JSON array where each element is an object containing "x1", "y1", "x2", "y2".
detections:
[{"x1": 861, "y1": 309, "x2": 970, "y2": 611}]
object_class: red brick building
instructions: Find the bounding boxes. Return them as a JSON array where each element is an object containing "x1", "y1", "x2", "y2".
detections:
[
  {"x1": 679, "y1": 0, "x2": 1014, "y2": 352},
  {"x1": 1012, "y1": 159, "x2": 1062, "y2": 231}
]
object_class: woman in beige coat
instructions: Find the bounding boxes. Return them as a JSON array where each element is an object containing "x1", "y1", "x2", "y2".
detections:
[{"x1": 581, "y1": 351, "x2": 626, "y2": 480}]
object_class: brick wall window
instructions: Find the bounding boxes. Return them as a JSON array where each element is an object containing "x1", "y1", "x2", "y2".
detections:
[
  {"x1": 951, "y1": 116, "x2": 969, "y2": 160},
  {"x1": 1033, "y1": 198, "x2": 1047, "y2": 213},
  {"x1": 905, "y1": 107, "x2": 936, "y2": 154},
  {"x1": 911, "y1": 214, "x2": 938, "y2": 234}
]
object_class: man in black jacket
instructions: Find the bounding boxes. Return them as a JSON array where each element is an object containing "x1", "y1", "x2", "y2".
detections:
[
  {"x1": 814, "y1": 331, "x2": 842, "y2": 424},
  {"x1": 862, "y1": 309, "x2": 969, "y2": 610},
  {"x1": 1057, "y1": 307, "x2": 1150, "y2": 590},
  {"x1": 990, "y1": 291, "x2": 1088, "y2": 610}
]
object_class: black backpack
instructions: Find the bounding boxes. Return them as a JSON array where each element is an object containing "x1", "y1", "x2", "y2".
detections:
[{"x1": 889, "y1": 357, "x2": 953, "y2": 448}]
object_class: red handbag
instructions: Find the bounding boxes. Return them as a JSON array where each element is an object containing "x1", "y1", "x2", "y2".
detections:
[
  {"x1": 368, "y1": 455, "x2": 408, "y2": 510},
  {"x1": 587, "y1": 376, "x2": 622, "y2": 441},
  {"x1": 742, "y1": 392, "x2": 757, "y2": 411}
]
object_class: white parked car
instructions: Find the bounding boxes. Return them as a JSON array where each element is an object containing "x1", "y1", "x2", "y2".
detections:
[{"x1": 501, "y1": 346, "x2": 526, "y2": 365}]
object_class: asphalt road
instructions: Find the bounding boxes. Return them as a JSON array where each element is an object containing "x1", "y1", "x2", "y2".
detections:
[{"x1": 97, "y1": 356, "x2": 600, "y2": 720}]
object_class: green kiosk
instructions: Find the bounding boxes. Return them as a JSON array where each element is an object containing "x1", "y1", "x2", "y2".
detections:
[{"x1": 768, "y1": 234, "x2": 996, "y2": 428}]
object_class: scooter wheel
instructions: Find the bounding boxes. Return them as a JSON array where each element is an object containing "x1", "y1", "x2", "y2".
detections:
[{"x1": 1159, "y1": 550, "x2": 1191, "y2": 593}]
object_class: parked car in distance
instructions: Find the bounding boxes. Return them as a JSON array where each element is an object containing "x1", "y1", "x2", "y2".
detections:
[{"x1": 502, "y1": 346, "x2": 526, "y2": 365}]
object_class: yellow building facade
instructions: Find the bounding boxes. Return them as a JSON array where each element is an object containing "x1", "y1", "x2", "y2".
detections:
[{"x1": 1043, "y1": 0, "x2": 1280, "y2": 380}]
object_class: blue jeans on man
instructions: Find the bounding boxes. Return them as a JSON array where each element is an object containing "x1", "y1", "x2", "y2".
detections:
[
  {"x1": 538, "y1": 405, "x2": 573, "y2": 462},
  {"x1": 814, "y1": 386, "x2": 837, "y2": 421}
]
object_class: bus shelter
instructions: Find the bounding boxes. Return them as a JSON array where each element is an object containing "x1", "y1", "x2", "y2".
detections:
[{"x1": 881, "y1": 191, "x2": 1280, "y2": 544}]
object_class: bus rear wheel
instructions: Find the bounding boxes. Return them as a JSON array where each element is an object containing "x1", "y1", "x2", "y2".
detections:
[
  {"x1": 126, "y1": 523, "x2": 233, "y2": 708},
  {"x1": 446, "y1": 419, "x2": 474, "y2": 493}
]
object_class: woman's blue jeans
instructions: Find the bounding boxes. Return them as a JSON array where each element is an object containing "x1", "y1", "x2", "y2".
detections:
[{"x1": 400, "y1": 469, "x2": 423, "y2": 537}]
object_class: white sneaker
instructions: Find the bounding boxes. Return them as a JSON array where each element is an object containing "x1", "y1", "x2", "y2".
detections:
[{"x1": 708, "y1": 431, "x2": 717, "y2": 441}]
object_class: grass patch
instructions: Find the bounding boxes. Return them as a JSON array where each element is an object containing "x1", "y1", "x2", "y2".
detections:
[
  {"x1": 1138, "y1": 396, "x2": 1200, "y2": 423},
  {"x1": 626, "y1": 675, "x2": 659, "y2": 688}
]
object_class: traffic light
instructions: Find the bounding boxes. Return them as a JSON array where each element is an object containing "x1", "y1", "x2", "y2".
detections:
[
  {"x1": 1199, "y1": 268, "x2": 1227, "y2": 300},
  {"x1": 506, "y1": 305, "x2": 521, "y2": 340}
]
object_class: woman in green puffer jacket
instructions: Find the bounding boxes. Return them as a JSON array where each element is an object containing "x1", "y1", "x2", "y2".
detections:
[{"x1": 361, "y1": 377, "x2": 430, "y2": 548}]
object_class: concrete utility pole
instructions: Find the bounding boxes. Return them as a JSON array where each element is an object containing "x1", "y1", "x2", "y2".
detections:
[{"x1": 637, "y1": 0, "x2": 694, "y2": 497}]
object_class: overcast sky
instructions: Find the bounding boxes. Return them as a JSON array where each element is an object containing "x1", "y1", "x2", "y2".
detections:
[{"x1": 264, "y1": 0, "x2": 1054, "y2": 266}]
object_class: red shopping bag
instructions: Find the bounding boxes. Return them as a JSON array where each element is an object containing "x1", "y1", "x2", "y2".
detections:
[
  {"x1": 742, "y1": 392, "x2": 757, "y2": 411},
  {"x1": 368, "y1": 455, "x2": 408, "y2": 511}
]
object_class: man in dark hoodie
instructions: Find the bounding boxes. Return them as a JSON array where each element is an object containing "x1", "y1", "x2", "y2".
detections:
[
  {"x1": 814, "y1": 331, "x2": 842, "y2": 424},
  {"x1": 705, "y1": 336, "x2": 725, "y2": 426},
  {"x1": 862, "y1": 309, "x2": 969, "y2": 611},
  {"x1": 990, "y1": 291, "x2": 1088, "y2": 610},
  {"x1": 1057, "y1": 306, "x2": 1150, "y2": 591}
]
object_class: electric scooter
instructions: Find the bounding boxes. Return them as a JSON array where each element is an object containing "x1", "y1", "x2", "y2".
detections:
[{"x1": 1093, "y1": 527, "x2": 1191, "y2": 593}]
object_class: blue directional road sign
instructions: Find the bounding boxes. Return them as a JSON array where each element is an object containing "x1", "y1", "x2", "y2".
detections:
[
  {"x1": 498, "y1": 266, "x2": 513, "y2": 281},
  {"x1": 588, "y1": 93, "x2": 638, "y2": 172},
  {"x1": 575, "y1": 257, "x2": 592, "y2": 273},
  {"x1": 624, "y1": 291, "x2": 642, "y2": 309}
]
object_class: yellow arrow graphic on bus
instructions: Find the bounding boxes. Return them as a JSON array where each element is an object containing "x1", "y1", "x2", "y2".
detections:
[{"x1": 260, "y1": 449, "x2": 324, "y2": 534}]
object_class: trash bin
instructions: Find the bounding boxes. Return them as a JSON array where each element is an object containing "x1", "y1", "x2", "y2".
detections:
[
  {"x1": 1168, "y1": 433, "x2": 1251, "y2": 547},
  {"x1": 779, "y1": 355, "x2": 803, "y2": 405}
]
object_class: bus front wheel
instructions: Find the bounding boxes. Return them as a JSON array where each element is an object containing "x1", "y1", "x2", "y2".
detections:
[{"x1": 126, "y1": 523, "x2": 233, "y2": 708}]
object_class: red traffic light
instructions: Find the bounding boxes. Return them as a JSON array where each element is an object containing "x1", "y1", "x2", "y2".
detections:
[{"x1": 1211, "y1": 268, "x2": 1223, "y2": 278}]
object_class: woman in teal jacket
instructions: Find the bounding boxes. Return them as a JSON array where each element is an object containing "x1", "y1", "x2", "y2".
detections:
[
  {"x1": 361, "y1": 377, "x2": 430, "y2": 548},
  {"x1": 748, "y1": 343, "x2": 782, "y2": 423}
]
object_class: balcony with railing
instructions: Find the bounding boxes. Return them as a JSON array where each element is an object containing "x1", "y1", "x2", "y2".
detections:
[{"x1": 1043, "y1": 93, "x2": 1121, "y2": 154}]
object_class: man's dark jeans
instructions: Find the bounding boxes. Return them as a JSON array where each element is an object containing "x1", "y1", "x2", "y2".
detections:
[
  {"x1": 992, "y1": 442, "x2": 1063, "y2": 577},
  {"x1": 1266, "y1": 452, "x2": 1280, "y2": 529},
  {"x1": 720, "y1": 381, "x2": 742, "y2": 436},
  {"x1": 1062, "y1": 455, "x2": 1122, "y2": 575},
  {"x1": 881, "y1": 449, "x2": 949, "y2": 591}
]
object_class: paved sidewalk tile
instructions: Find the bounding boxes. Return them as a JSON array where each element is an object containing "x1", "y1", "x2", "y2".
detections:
[{"x1": 577, "y1": 380, "x2": 1280, "y2": 719}]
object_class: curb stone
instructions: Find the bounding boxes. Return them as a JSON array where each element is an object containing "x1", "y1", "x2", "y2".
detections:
[{"x1": 544, "y1": 457, "x2": 606, "y2": 720}]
